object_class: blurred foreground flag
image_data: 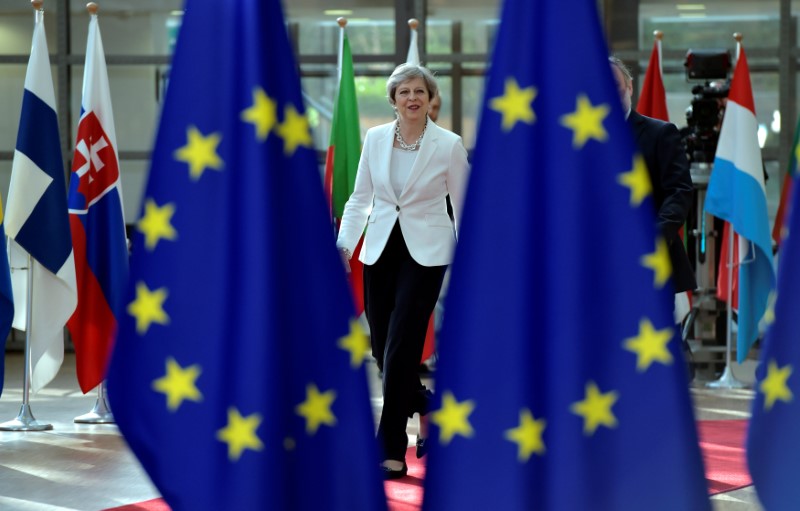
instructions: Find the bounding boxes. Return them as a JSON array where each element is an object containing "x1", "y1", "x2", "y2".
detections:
[
  {"x1": 106, "y1": 1, "x2": 386, "y2": 510},
  {"x1": 6, "y1": 6, "x2": 76, "y2": 393},
  {"x1": 747, "y1": 172, "x2": 800, "y2": 510},
  {"x1": 704, "y1": 40, "x2": 775, "y2": 363},
  {"x1": 67, "y1": 8, "x2": 129, "y2": 394},
  {"x1": 422, "y1": 1, "x2": 710, "y2": 510},
  {"x1": 0, "y1": 195, "x2": 13, "y2": 398}
]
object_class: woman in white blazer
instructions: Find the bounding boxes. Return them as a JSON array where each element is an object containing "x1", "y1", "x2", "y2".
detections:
[{"x1": 337, "y1": 63, "x2": 469, "y2": 479}]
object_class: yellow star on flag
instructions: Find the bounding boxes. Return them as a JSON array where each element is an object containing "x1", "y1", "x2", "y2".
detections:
[
  {"x1": 127, "y1": 281, "x2": 169, "y2": 335},
  {"x1": 571, "y1": 381, "x2": 619, "y2": 435},
  {"x1": 217, "y1": 407, "x2": 264, "y2": 461},
  {"x1": 137, "y1": 198, "x2": 177, "y2": 251},
  {"x1": 641, "y1": 237, "x2": 671, "y2": 288},
  {"x1": 762, "y1": 291, "x2": 777, "y2": 326},
  {"x1": 504, "y1": 408, "x2": 546, "y2": 462},
  {"x1": 618, "y1": 154, "x2": 652, "y2": 206},
  {"x1": 338, "y1": 319, "x2": 370, "y2": 368},
  {"x1": 489, "y1": 77, "x2": 537, "y2": 132},
  {"x1": 295, "y1": 383, "x2": 337, "y2": 435},
  {"x1": 152, "y1": 357, "x2": 202, "y2": 411},
  {"x1": 241, "y1": 87, "x2": 277, "y2": 141},
  {"x1": 174, "y1": 125, "x2": 223, "y2": 180},
  {"x1": 560, "y1": 94, "x2": 609, "y2": 148},
  {"x1": 760, "y1": 360, "x2": 793, "y2": 411},
  {"x1": 276, "y1": 105, "x2": 312, "y2": 156},
  {"x1": 623, "y1": 318, "x2": 674, "y2": 372},
  {"x1": 431, "y1": 391, "x2": 475, "y2": 444}
]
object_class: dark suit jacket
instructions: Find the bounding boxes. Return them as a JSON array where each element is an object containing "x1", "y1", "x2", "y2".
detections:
[{"x1": 628, "y1": 110, "x2": 697, "y2": 293}]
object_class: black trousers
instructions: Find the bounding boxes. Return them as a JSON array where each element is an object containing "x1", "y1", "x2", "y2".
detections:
[{"x1": 364, "y1": 222, "x2": 446, "y2": 462}]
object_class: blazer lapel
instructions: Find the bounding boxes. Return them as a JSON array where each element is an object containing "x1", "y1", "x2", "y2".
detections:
[
  {"x1": 375, "y1": 121, "x2": 399, "y2": 202},
  {"x1": 399, "y1": 120, "x2": 439, "y2": 199}
]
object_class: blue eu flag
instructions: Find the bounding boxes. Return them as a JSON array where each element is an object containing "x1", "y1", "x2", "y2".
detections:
[
  {"x1": 106, "y1": 1, "x2": 386, "y2": 510},
  {"x1": 747, "y1": 172, "x2": 800, "y2": 511},
  {"x1": 422, "y1": 1, "x2": 711, "y2": 509}
]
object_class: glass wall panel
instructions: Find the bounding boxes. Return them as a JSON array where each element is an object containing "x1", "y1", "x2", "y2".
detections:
[
  {"x1": 69, "y1": 2, "x2": 183, "y2": 55},
  {"x1": 0, "y1": 5, "x2": 57, "y2": 55},
  {"x1": 357, "y1": 72, "x2": 400, "y2": 127},
  {"x1": 461, "y1": 72, "x2": 486, "y2": 149},
  {"x1": 119, "y1": 159, "x2": 151, "y2": 223},
  {"x1": 291, "y1": 11, "x2": 395, "y2": 56},
  {"x1": 0, "y1": 65, "x2": 29, "y2": 152},
  {"x1": 640, "y1": 0, "x2": 780, "y2": 50},
  {"x1": 70, "y1": 65, "x2": 162, "y2": 153}
]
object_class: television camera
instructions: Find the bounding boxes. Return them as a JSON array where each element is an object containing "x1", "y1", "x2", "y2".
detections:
[{"x1": 682, "y1": 50, "x2": 731, "y2": 163}]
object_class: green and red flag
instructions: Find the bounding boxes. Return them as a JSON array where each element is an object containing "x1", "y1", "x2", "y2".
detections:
[
  {"x1": 324, "y1": 29, "x2": 364, "y2": 313},
  {"x1": 772, "y1": 117, "x2": 800, "y2": 247}
]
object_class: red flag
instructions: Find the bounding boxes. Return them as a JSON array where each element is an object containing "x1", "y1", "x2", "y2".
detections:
[{"x1": 636, "y1": 37, "x2": 669, "y2": 121}]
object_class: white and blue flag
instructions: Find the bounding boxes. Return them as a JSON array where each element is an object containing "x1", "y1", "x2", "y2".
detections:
[
  {"x1": 705, "y1": 43, "x2": 775, "y2": 363},
  {"x1": 6, "y1": 7, "x2": 77, "y2": 392}
]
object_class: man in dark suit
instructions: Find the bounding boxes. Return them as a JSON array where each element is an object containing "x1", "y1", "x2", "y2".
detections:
[
  {"x1": 610, "y1": 57, "x2": 697, "y2": 295},
  {"x1": 610, "y1": 57, "x2": 697, "y2": 380}
]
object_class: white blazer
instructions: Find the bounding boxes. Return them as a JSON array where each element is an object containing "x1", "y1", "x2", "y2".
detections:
[{"x1": 337, "y1": 119, "x2": 470, "y2": 267}]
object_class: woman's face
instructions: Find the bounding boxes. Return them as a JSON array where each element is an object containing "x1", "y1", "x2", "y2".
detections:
[{"x1": 394, "y1": 77, "x2": 430, "y2": 124}]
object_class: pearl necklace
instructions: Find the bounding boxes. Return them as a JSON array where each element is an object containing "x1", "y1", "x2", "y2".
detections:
[{"x1": 395, "y1": 120, "x2": 427, "y2": 151}]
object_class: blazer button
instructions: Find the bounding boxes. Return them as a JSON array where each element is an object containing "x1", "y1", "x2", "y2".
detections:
[{"x1": 395, "y1": 205, "x2": 400, "y2": 212}]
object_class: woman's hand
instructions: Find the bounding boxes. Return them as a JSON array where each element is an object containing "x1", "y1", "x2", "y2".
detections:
[{"x1": 339, "y1": 248, "x2": 352, "y2": 273}]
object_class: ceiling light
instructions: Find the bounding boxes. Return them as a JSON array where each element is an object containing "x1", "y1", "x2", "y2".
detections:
[
  {"x1": 677, "y1": 4, "x2": 706, "y2": 10},
  {"x1": 324, "y1": 9, "x2": 354, "y2": 16}
]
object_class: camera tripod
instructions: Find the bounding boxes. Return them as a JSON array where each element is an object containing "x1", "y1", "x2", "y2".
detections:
[{"x1": 682, "y1": 163, "x2": 746, "y2": 387}]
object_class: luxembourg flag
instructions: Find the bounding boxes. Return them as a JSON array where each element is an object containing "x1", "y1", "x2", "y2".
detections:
[
  {"x1": 67, "y1": 11, "x2": 129, "y2": 394},
  {"x1": 704, "y1": 42, "x2": 775, "y2": 363},
  {"x1": 5, "y1": 7, "x2": 77, "y2": 393}
]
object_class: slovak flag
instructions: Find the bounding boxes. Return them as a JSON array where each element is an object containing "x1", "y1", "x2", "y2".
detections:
[
  {"x1": 6, "y1": 7, "x2": 77, "y2": 393},
  {"x1": 67, "y1": 11, "x2": 129, "y2": 394},
  {"x1": 704, "y1": 42, "x2": 775, "y2": 363}
]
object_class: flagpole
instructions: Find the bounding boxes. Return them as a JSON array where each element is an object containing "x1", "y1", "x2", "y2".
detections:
[
  {"x1": 0, "y1": 0, "x2": 54, "y2": 431},
  {"x1": 69, "y1": 1, "x2": 115, "y2": 425},
  {"x1": 654, "y1": 30, "x2": 663, "y2": 76},
  {"x1": 337, "y1": 17, "x2": 345, "y2": 83},
  {"x1": 407, "y1": 18, "x2": 420, "y2": 65},
  {"x1": 707, "y1": 224, "x2": 747, "y2": 388},
  {"x1": 707, "y1": 32, "x2": 747, "y2": 389},
  {"x1": 75, "y1": 381, "x2": 114, "y2": 423},
  {"x1": 0, "y1": 253, "x2": 53, "y2": 431}
]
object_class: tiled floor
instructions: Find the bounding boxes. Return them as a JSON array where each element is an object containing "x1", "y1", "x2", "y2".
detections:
[{"x1": 0, "y1": 352, "x2": 763, "y2": 510}]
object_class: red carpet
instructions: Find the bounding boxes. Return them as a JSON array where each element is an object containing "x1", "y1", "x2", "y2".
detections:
[
  {"x1": 103, "y1": 420, "x2": 750, "y2": 511},
  {"x1": 104, "y1": 499, "x2": 167, "y2": 511},
  {"x1": 697, "y1": 419, "x2": 751, "y2": 495}
]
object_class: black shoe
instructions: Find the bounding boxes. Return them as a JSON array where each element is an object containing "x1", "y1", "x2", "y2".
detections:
[
  {"x1": 415, "y1": 437, "x2": 427, "y2": 458},
  {"x1": 381, "y1": 462, "x2": 408, "y2": 480}
]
